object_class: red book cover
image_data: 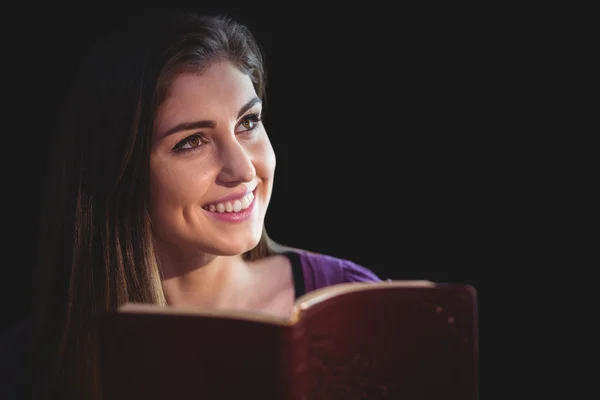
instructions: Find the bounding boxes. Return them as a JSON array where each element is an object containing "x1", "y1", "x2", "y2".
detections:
[{"x1": 98, "y1": 281, "x2": 478, "y2": 399}]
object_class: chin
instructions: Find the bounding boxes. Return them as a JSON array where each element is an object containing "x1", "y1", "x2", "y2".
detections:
[{"x1": 211, "y1": 234, "x2": 262, "y2": 256}]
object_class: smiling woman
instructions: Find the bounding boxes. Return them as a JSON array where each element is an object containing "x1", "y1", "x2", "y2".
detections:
[
  {"x1": 149, "y1": 67, "x2": 273, "y2": 261},
  {"x1": 0, "y1": 9, "x2": 382, "y2": 400}
]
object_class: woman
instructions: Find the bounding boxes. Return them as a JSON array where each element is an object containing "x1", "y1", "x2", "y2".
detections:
[{"x1": 0, "y1": 9, "x2": 381, "y2": 399}]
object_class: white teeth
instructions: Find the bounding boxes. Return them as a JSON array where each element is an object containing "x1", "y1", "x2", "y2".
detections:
[
  {"x1": 241, "y1": 196, "x2": 250, "y2": 209},
  {"x1": 233, "y1": 200, "x2": 242, "y2": 212},
  {"x1": 204, "y1": 191, "x2": 255, "y2": 213}
]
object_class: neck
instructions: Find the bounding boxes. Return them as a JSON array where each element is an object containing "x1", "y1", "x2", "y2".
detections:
[{"x1": 159, "y1": 251, "x2": 257, "y2": 310}]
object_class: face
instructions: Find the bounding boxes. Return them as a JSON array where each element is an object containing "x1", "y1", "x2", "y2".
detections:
[{"x1": 149, "y1": 60, "x2": 275, "y2": 259}]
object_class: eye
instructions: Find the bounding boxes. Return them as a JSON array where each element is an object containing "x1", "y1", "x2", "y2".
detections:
[
  {"x1": 238, "y1": 113, "x2": 262, "y2": 132},
  {"x1": 173, "y1": 134, "x2": 204, "y2": 152}
]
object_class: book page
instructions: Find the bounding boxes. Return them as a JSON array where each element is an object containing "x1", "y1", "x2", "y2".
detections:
[
  {"x1": 117, "y1": 302, "x2": 294, "y2": 326},
  {"x1": 290, "y1": 280, "x2": 436, "y2": 320}
]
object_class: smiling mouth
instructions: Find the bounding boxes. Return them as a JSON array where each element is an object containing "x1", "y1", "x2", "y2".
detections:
[{"x1": 202, "y1": 190, "x2": 255, "y2": 213}]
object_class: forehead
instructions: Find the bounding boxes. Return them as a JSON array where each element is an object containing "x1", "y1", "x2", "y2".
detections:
[{"x1": 156, "y1": 60, "x2": 259, "y2": 129}]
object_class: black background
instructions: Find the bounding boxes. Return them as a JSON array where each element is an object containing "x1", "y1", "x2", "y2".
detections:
[{"x1": 0, "y1": 5, "x2": 533, "y2": 394}]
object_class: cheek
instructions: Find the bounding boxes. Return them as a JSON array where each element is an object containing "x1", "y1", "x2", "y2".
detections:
[
  {"x1": 252, "y1": 136, "x2": 276, "y2": 179},
  {"x1": 149, "y1": 167, "x2": 177, "y2": 223},
  {"x1": 149, "y1": 156, "x2": 212, "y2": 212}
]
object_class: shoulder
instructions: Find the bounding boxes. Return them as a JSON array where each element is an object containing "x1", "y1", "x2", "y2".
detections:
[{"x1": 292, "y1": 249, "x2": 382, "y2": 292}]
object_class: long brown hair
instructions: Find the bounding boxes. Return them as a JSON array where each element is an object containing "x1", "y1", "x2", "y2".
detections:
[{"x1": 30, "y1": 10, "x2": 274, "y2": 399}]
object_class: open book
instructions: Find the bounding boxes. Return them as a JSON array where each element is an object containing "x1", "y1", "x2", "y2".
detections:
[{"x1": 98, "y1": 281, "x2": 478, "y2": 399}]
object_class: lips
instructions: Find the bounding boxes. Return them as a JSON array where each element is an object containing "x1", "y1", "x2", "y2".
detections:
[
  {"x1": 202, "y1": 190, "x2": 255, "y2": 213},
  {"x1": 201, "y1": 182, "x2": 258, "y2": 208},
  {"x1": 201, "y1": 188, "x2": 257, "y2": 223}
]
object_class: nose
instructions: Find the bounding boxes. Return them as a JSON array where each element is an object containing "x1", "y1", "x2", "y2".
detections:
[{"x1": 216, "y1": 138, "x2": 256, "y2": 185}]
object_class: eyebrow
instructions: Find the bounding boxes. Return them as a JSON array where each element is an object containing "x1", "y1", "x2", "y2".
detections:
[{"x1": 160, "y1": 97, "x2": 263, "y2": 138}]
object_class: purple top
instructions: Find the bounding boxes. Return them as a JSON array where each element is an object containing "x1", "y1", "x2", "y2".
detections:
[
  {"x1": 281, "y1": 250, "x2": 382, "y2": 300},
  {"x1": 294, "y1": 250, "x2": 381, "y2": 292}
]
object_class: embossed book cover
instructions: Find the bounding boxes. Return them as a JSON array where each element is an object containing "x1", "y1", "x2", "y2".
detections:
[{"x1": 98, "y1": 281, "x2": 478, "y2": 399}]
